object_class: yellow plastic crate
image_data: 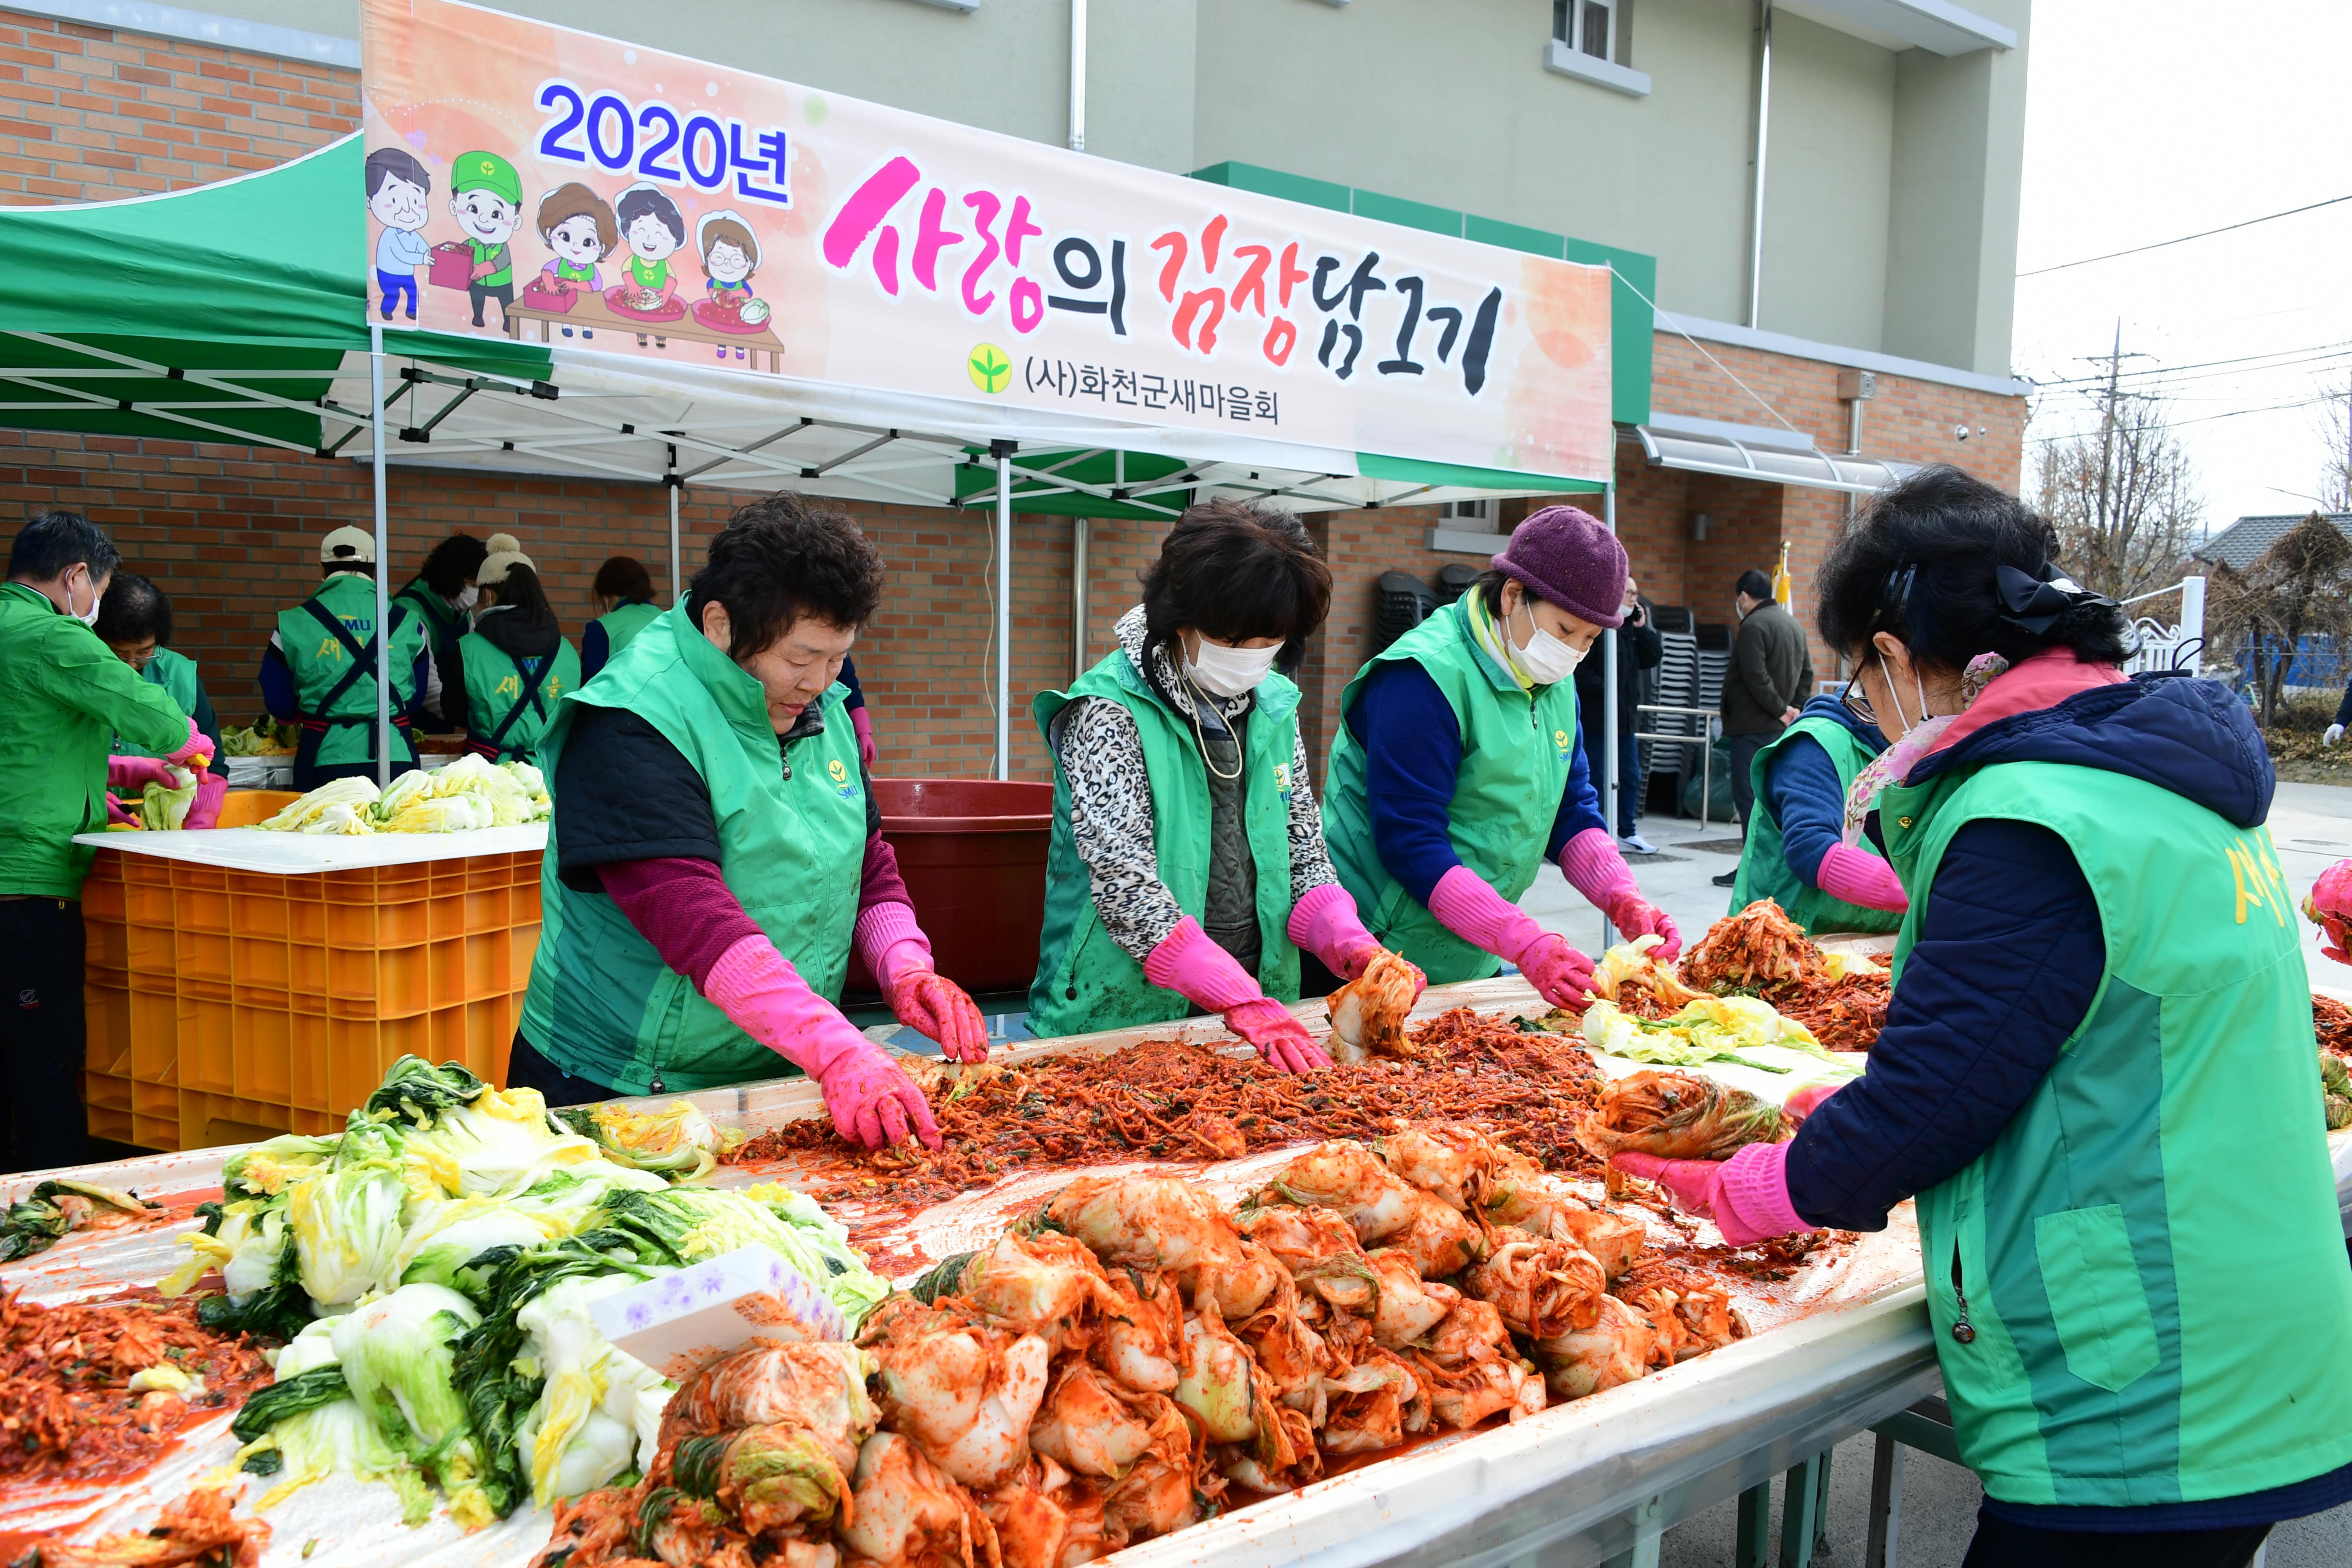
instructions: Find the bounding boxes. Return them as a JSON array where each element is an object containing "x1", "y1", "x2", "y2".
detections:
[{"x1": 79, "y1": 843, "x2": 543, "y2": 1152}]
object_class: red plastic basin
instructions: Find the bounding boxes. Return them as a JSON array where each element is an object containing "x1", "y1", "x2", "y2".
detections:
[{"x1": 847, "y1": 778, "x2": 1054, "y2": 997}]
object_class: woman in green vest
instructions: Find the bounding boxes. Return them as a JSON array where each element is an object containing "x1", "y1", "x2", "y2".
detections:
[
  {"x1": 1029, "y1": 500, "x2": 1412, "y2": 1068},
  {"x1": 393, "y1": 532, "x2": 487, "y2": 732},
  {"x1": 261, "y1": 526, "x2": 430, "y2": 789},
  {"x1": 583, "y1": 554, "x2": 661, "y2": 681},
  {"x1": 1320, "y1": 506, "x2": 1680, "y2": 1008},
  {"x1": 454, "y1": 534, "x2": 580, "y2": 764},
  {"x1": 1725, "y1": 685, "x2": 1907, "y2": 934},
  {"x1": 1610, "y1": 466, "x2": 2352, "y2": 1565},
  {"x1": 92, "y1": 572, "x2": 225, "y2": 828},
  {"x1": 514, "y1": 494, "x2": 983, "y2": 1149}
]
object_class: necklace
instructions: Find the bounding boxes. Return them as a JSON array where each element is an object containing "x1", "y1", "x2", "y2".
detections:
[{"x1": 1181, "y1": 672, "x2": 1244, "y2": 782}]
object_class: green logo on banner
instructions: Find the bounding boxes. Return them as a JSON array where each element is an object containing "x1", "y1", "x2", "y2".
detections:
[{"x1": 968, "y1": 344, "x2": 1010, "y2": 394}]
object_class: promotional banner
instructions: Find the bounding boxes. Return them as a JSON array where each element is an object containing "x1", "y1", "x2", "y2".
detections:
[{"x1": 359, "y1": 0, "x2": 1613, "y2": 482}]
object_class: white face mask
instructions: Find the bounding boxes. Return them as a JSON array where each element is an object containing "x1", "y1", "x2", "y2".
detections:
[
  {"x1": 1508, "y1": 598, "x2": 1585, "y2": 686},
  {"x1": 67, "y1": 571, "x2": 102, "y2": 627},
  {"x1": 1183, "y1": 634, "x2": 1281, "y2": 698},
  {"x1": 455, "y1": 585, "x2": 481, "y2": 611},
  {"x1": 1876, "y1": 650, "x2": 1933, "y2": 736}
]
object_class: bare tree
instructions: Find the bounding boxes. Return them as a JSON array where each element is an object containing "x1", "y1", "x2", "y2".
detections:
[
  {"x1": 2207, "y1": 513, "x2": 2352, "y2": 727},
  {"x1": 2316, "y1": 374, "x2": 2352, "y2": 513},
  {"x1": 2033, "y1": 335, "x2": 2202, "y2": 599}
]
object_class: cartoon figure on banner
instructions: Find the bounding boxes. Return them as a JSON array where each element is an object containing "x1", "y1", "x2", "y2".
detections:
[
  {"x1": 366, "y1": 147, "x2": 431, "y2": 323},
  {"x1": 610, "y1": 182, "x2": 688, "y2": 327},
  {"x1": 692, "y1": 208, "x2": 770, "y2": 359},
  {"x1": 444, "y1": 150, "x2": 522, "y2": 330},
  {"x1": 525, "y1": 181, "x2": 615, "y2": 332}
]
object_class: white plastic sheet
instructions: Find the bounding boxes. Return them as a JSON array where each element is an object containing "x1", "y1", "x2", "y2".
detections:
[{"x1": 69, "y1": 822, "x2": 547, "y2": 874}]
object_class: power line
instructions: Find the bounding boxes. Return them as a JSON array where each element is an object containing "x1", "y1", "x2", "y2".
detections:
[
  {"x1": 2017, "y1": 192, "x2": 2352, "y2": 278},
  {"x1": 2028, "y1": 339, "x2": 2352, "y2": 389}
]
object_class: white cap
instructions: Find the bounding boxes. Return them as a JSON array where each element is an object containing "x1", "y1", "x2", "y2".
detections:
[
  {"x1": 477, "y1": 531, "x2": 534, "y2": 585},
  {"x1": 319, "y1": 525, "x2": 375, "y2": 565}
]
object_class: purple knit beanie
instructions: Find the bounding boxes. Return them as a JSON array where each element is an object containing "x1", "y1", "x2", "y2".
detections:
[{"x1": 1491, "y1": 504, "x2": 1628, "y2": 628}]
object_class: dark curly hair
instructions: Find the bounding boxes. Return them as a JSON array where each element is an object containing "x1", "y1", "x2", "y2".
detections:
[
  {"x1": 1818, "y1": 464, "x2": 2132, "y2": 671},
  {"x1": 93, "y1": 571, "x2": 172, "y2": 645},
  {"x1": 417, "y1": 533, "x2": 488, "y2": 598},
  {"x1": 1141, "y1": 498, "x2": 1331, "y2": 673},
  {"x1": 688, "y1": 492, "x2": 885, "y2": 659}
]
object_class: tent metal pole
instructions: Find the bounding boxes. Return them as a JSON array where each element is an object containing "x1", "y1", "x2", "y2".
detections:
[
  {"x1": 994, "y1": 442, "x2": 1014, "y2": 781},
  {"x1": 369, "y1": 323, "x2": 392, "y2": 788},
  {"x1": 667, "y1": 444, "x2": 681, "y2": 606},
  {"x1": 1602, "y1": 481, "x2": 1620, "y2": 952},
  {"x1": 1071, "y1": 515, "x2": 1090, "y2": 680}
]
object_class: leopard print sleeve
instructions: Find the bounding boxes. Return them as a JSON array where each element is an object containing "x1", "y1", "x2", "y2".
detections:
[
  {"x1": 1285, "y1": 726, "x2": 1340, "y2": 904},
  {"x1": 1052, "y1": 696, "x2": 1186, "y2": 962}
]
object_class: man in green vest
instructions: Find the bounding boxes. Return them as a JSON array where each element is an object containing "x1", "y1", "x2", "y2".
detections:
[
  {"x1": 1726, "y1": 685, "x2": 1906, "y2": 934},
  {"x1": 514, "y1": 494, "x2": 982, "y2": 1148},
  {"x1": 392, "y1": 532, "x2": 487, "y2": 732},
  {"x1": 0, "y1": 510, "x2": 212, "y2": 1171},
  {"x1": 1606, "y1": 466, "x2": 2352, "y2": 1557},
  {"x1": 1029, "y1": 501, "x2": 1403, "y2": 1063},
  {"x1": 261, "y1": 525, "x2": 430, "y2": 789},
  {"x1": 450, "y1": 150, "x2": 521, "y2": 330},
  {"x1": 1321, "y1": 506, "x2": 1679, "y2": 1006}
]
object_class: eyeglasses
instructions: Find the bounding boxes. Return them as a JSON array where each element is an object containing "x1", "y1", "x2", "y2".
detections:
[{"x1": 1840, "y1": 678, "x2": 1874, "y2": 726}]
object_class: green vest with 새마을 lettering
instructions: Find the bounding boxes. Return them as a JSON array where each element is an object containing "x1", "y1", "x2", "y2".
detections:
[
  {"x1": 457, "y1": 628, "x2": 580, "y2": 763},
  {"x1": 1729, "y1": 713, "x2": 1902, "y2": 935},
  {"x1": 519, "y1": 602, "x2": 865, "y2": 1095},
  {"x1": 1026, "y1": 647, "x2": 1302, "y2": 1039},
  {"x1": 1879, "y1": 757, "x2": 2352, "y2": 1508},
  {"x1": 1320, "y1": 596, "x2": 1579, "y2": 984},
  {"x1": 276, "y1": 572, "x2": 425, "y2": 780}
]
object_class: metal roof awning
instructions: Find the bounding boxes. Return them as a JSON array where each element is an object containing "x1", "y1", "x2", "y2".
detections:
[{"x1": 1635, "y1": 414, "x2": 1918, "y2": 497}]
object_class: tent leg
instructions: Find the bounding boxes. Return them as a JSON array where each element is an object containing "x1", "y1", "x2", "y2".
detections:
[
  {"x1": 994, "y1": 443, "x2": 1014, "y2": 781},
  {"x1": 1602, "y1": 482, "x2": 1620, "y2": 949},
  {"x1": 667, "y1": 444, "x2": 682, "y2": 606},
  {"x1": 369, "y1": 324, "x2": 393, "y2": 788}
]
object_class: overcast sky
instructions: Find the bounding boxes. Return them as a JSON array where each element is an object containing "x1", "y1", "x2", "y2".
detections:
[{"x1": 2013, "y1": 0, "x2": 2352, "y2": 537}]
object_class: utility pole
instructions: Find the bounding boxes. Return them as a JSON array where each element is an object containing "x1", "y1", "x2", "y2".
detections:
[{"x1": 2094, "y1": 319, "x2": 2122, "y2": 574}]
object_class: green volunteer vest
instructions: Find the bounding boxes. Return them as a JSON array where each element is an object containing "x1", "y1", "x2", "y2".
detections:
[
  {"x1": 458, "y1": 629, "x2": 580, "y2": 763},
  {"x1": 111, "y1": 647, "x2": 198, "y2": 755},
  {"x1": 518, "y1": 602, "x2": 866, "y2": 1095},
  {"x1": 1729, "y1": 714, "x2": 1901, "y2": 935},
  {"x1": 276, "y1": 574, "x2": 425, "y2": 773},
  {"x1": 1321, "y1": 597, "x2": 1579, "y2": 983},
  {"x1": 1881, "y1": 759, "x2": 2352, "y2": 1508},
  {"x1": 1027, "y1": 648, "x2": 1303, "y2": 1039},
  {"x1": 593, "y1": 601, "x2": 661, "y2": 668},
  {"x1": 470, "y1": 237, "x2": 512, "y2": 288},
  {"x1": 392, "y1": 579, "x2": 463, "y2": 679}
]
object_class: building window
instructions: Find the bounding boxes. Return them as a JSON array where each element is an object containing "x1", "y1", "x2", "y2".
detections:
[
  {"x1": 1554, "y1": 0, "x2": 1615, "y2": 62},
  {"x1": 1544, "y1": 0, "x2": 1649, "y2": 97}
]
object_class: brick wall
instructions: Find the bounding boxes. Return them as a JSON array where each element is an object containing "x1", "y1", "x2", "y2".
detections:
[{"x1": 0, "y1": 8, "x2": 357, "y2": 204}]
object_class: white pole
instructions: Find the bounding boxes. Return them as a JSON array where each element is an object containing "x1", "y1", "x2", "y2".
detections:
[
  {"x1": 667, "y1": 444, "x2": 681, "y2": 605},
  {"x1": 369, "y1": 323, "x2": 393, "y2": 787},
  {"x1": 1072, "y1": 515, "x2": 1091, "y2": 680},
  {"x1": 2180, "y1": 573, "x2": 2206, "y2": 677},
  {"x1": 1747, "y1": 0, "x2": 1772, "y2": 329},
  {"x1": 1602, "y1": 482, "x2": 1620, "y2": 952},
  {"x1": 996, "y1": 444, "x2": 1014, "y2": 781},
  {"x1": 1067, "y1": 0, "x2": 1087, "y2": 153}
]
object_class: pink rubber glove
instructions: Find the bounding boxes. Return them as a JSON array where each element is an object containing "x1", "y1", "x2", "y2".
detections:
[
  {"x1": 2307, "y1": 859, "x2": 2352, "y2": 965},
  {"x1": 163, "y1": 716, "x2": 212, "y2": 770},
  {"x1": 856, "y1": 902, "x2": 988, "y2": 1063},
  {"x1": 105, "y1": 794, "x2": 138, "y2": 828},
  {"x1": 1609, "y1": 1142, "x2": 1817, "y2": 1247},
  {"x1": 107, "y1": 755, "x2": 176, "y2": 792},
  {"x1": 1815, "y1": 843, "x2": 1908, "y2": 914},
  {"x1": 1287, "y1": 882, "x2": 1425, "y2": 994},
  {"x1": 703, "y1": 934, "x2": 942, "y2": 1149},
  {"x1": 1144, "y1": 917, "x2": 1331, "y2": 1074},
  {"x1": 1560, "y1": 828, "x2": 1682, "y2": 959},
  {"x1": 1426, "y1": 865, "x2": 1595, "y2": 1007},
  {"x1": 185, "y1": 771, "x2": 228, "y2": 830},
  {"x1": 851, "y1": 706, "x2": 877, "y2": 769}
]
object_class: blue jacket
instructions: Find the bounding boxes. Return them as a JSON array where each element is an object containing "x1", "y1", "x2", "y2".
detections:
[
  {"x1": 1786, "y1": 671, "x2": 2349, "y2": 1530},
  {"x1": 1343, "y1": 659, "x2": 1608, "y2": 904},
  {"x1": 1761, "y1": 692, "x2": 1886, "y2": 887}
]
